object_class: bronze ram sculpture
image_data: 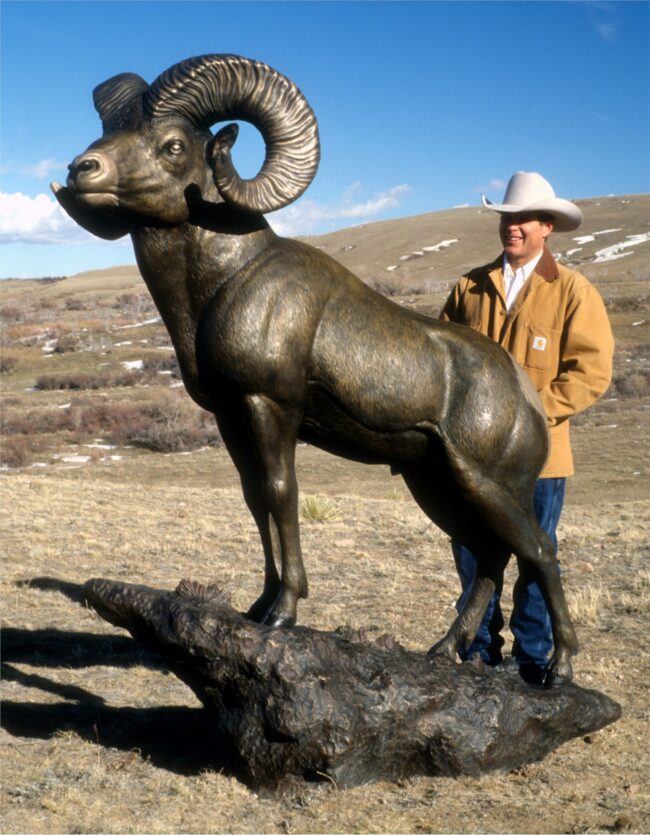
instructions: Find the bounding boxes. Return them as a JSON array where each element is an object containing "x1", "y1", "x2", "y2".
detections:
[{"x1": 53, "y1": 54, "x2": 579, "y2": 684}]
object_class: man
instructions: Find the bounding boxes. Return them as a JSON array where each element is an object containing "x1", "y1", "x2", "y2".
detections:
[{"x1": 440, "y1": 171, "x2": 614, "y2": 684}]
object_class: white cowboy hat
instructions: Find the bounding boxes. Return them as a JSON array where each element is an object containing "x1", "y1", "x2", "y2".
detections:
[{"x1": 481, "y1": 171, "x2": 583, "y2": 232}]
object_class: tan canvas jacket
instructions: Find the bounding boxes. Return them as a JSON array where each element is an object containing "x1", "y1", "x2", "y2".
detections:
[{"x1": 440, "y1": 247, "x2": 614, "y2": 477}]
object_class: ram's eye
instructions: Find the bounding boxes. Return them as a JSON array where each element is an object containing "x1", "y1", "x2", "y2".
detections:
[{"x1": 165, "y1": 139, "x2": 184, "y2": 156}]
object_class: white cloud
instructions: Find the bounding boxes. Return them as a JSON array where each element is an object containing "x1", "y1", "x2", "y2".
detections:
[
  {"x1": 0, "y1": 191, "x2": 95, "y2": 245},
  {"x1": 269, "y1": 183, "x2": 412, "y2": 237},
  {"x1": 24, "y1": 158, "x2": 69, "y2": 179},
  {"x1": 1, "y1": 183, "x2": 412, "y2": 247},
  {"x1": 580, "y1": 1, "x2": 620, "y2": 43},
  {"x1": 476, "y1": 179, "x2": 507, "y2": 196}
]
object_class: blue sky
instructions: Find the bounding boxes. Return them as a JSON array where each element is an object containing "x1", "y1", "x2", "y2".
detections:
[{"x1": 1, "y1": 0, "x2": 648, "y2": 278}]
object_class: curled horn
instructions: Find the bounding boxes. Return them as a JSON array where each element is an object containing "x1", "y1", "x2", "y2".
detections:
[{"x1": 142, "y1": 54, "x2": 320, "y2": 213}]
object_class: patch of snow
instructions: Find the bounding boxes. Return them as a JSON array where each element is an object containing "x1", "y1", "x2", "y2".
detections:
[
  {"x1": 114, "y1": 340, "x2": 133, "y2": 347},
  {"x1": 565, "y1": 248, "x2": 582, "y2": 256},
  {"x1": 113, "y1": 317, "x2": 162, "y2": 330},
  {"x1": 121, "y1": 359, "x2": 144, "y2": 371},
  {"x1": 170, "y1": 382, "x2": 185, "y2": 389},
  {"x1": 85, "y1": 443, "x2": 117, "y2": 450},
  {"x1": 61, "y1": 454, "x2": 91, "y2": 464},
  {"x1": 42, "y1": 339, "x2": 58, "y2": 353},
  {"x1": 422, "y1": 239, "x2": 459, "y2": 253},
  {"x1": 57, "y1": 403, "x2": 72, "y2": 409},
  {"x1": 592, "y1": 232, "x2": 650, "y2": 263},
  {"x1": 573, "y1": 235, "x2": 595, "y2": 245},
  {"x1": 158, "y1": 370, "x2": 173, "y2": 375},
  {"x1": 385, "y1": 265, "x2": 399, "y2": 272}
]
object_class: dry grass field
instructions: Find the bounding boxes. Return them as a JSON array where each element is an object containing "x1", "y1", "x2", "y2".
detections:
[{"x1": 1, "y1": 196, "x2": 649, "y2": 833}]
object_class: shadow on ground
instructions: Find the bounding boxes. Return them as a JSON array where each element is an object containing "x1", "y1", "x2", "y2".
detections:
[{"x1": 1, "y1": 577, "x2": 242, "y2": 779}]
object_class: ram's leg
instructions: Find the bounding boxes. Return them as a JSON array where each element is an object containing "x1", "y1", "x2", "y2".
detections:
[
  {"x1": 242, "y1": 393, "x2": 306, "y2": 627},
  {"x1": 214, "y1": 408, "x2": 281, "y2": 622},
  {"x1": 448, "y1": 479, "x2": 578, "y2": 684},
  {"x1": 429, "y1": 551, "x2": 509, "y2": 660}
]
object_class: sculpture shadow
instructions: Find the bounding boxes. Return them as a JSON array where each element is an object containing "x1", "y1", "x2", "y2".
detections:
[{"x1": 2, "y1": 578, "x2": 242, "y2": 779}]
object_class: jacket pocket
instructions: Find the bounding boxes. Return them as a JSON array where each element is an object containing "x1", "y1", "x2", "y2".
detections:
[{"x1": 522, "y1": 323, "x2": 559, "y2": 373}]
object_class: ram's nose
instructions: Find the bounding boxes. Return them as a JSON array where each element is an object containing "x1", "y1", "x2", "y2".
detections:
[{"x1": 66, "y1": 152, "x2": 116, "y2": 191}]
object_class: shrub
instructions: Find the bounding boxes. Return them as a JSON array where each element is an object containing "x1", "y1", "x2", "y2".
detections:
[
  {"x1": 2, "y1": 407, "x2": 75, "y2": 436},
  {"x1": 113, "y1": 293, "x2": 156, "y2": 317},
  {"x1": 2, "y1": 395, "x2": 220, "y2": 451},
  {"x1": 0, "y1": 355, "x2": 18, "y2": 374},
  {"x1": 1, "y1": 392, "x2": 221, "y2": 455},
  {"x1": 64, "y1": 296, "x2": 85, "y2": 310},
  {"x1": 34, "y1": 371, "x2": 137, "y2": 391},
  {"x1": 53, "y1": 333, "x2": 83, "y2": 353},
  {"x1": 118, "y1": 395, "x2": 220, "y2": 452},
  {"x1": 0, "y1": 305, "x2": 24, "y2": 323},
  {"x1": 611, "y1": 369, "x2": 650, "y2": 399},
  {"x1": 142, "y1": 354, "x2": 180, "y2": 378},
  {"x1": 567, "y1": 584, "x2": 611, "y2": 625},
  {"x1": 0, "y1": 435, "x2": 44, "y2": 468},
  {"x1": 300, "y1": 495, "x2": 340, "y2": 523}
]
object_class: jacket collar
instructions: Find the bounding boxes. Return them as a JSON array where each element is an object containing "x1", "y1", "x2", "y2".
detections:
[{"x1": 488, "y1": 245, "x2": 560, "y2": 283}]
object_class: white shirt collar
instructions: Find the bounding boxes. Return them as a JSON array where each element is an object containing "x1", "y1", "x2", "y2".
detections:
[
  {"x1": 502, "y1": 250, "x2": 543, "y2": 282},
  {"x1": 502, "y1": 250, "x2": 543, "y2": 311}
]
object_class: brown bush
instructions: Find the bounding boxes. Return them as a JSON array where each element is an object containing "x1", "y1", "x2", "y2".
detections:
[
  {"x1": 0, "y1": 435, "x2": 44, "y2": 468},
  {"x1": 2, "y1": 408, "x2": 74, "y2": 436},
  {"x1": 34, "y1": 371, "x2": 137, "y2": 391},
  {"x1": 612, "y1": 370, "x2": 650, "y2": 399},
  {"x1": 64, "y1": 296, "x2": 85, "y2": 311},
  {"x1": 1, "y1": 395, "x2": 221, "y2": 455},
  {"x1": 141, "y1": 354, "x2": 180, "y2": 377},
  {"x1": 0, "y1": 355, "x2": 18, "y2": 374},
  {"x1": 53, "y1": 333, "x2": 84, "y2": 353},
  {"x1": 0, "y1": 305, "x2": 25, "y2": 323},
  {"x1": 112, "y1": 395, "x2": 220, "y2": 452},
  {"x1": 113, "y1": 293, "x2": 157, "y2": 317}
]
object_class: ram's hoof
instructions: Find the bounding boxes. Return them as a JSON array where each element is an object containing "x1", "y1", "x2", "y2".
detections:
[{"x1": 262, "y1": 611, "x2": 296, "y2": 629}]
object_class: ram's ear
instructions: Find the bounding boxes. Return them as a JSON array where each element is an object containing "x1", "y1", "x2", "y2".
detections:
[
  {"x1": 208, "y1": 124, "x2": 239, "y2": 162},
  {"x1": 207, "y1": 124, "x2": 240, "y2": 198}
]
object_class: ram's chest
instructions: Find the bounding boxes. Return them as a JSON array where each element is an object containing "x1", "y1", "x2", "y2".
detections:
[{"x1": 196, "y1": 275, "x2": 322, "y2": 400}]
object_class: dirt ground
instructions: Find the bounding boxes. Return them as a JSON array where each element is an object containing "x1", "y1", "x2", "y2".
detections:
[{"x1": 1, "y1": 430, "x2": 649, "y2": 834}]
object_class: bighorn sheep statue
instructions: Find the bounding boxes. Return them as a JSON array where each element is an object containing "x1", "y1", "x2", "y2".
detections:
[{"x1": 53, "y1": 54, "x2": 579, "y2": 684}]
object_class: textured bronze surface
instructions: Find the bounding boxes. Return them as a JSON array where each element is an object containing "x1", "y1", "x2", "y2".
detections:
[{"x1": 83, "y1": 578, "x2": 620, "y2": 789}]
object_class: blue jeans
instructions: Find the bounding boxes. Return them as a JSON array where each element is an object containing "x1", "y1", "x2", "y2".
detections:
[{"x1": 452, "y1": 477, "x2": 566, "y2": 669}]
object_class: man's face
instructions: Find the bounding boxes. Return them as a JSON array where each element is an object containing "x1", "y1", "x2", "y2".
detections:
[{"x1": 499, "y1": 213, "x2": 554, "y2": 268}]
